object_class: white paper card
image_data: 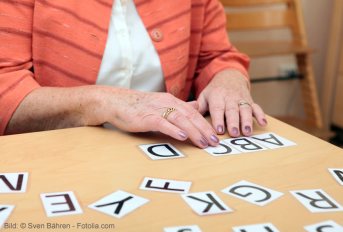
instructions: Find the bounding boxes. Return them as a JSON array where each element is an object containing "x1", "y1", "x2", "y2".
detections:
[
  {"x1": 223, "y1": 137, "x2": 268, "y2": 153},
  {"x1": 222, "y1": 180, "x2": 284, "y2": 206},
  {"x1": 89, "y1": 190, "x2": 149, "y2": 219},
  {"x1": 305, "y1": 220, "x2": 343, "y2": 232},
  {"x1": 290, "y1": 189, "x2": 343, "y2": 213},
  {"x1": 204, "y1": 142, "x2": 241, "y2": 156},
  {"x1": 164, "y1": 225, "x2": 202, "y2": 232},
  {"x1": 40, "y1": 191, "x2": 83, "y2": 217},
  {"x1": 140, "y1": 177, "x2": 191, "y2": 194},
  {"x1": 232, "y1": 223, "x2": 280, "y2": 232},
  {"x1": 328, "y1": 168, "x2": 343, "y2": 186},
  {"x1": 139, "y1": 143, "x2": 184, "y2": 160},
  {"x1": 0, "y1": 205, "x2": 15, "y2": 229},
  {"x1": 0, "y1": 172, "x2": 28, "y2": 193},
  {"x1": 250, "y1": 133, "x2": 296, "y2": 149},
  {"x1": 181, "y1": 191, "x2": 232, "y2": 216}
]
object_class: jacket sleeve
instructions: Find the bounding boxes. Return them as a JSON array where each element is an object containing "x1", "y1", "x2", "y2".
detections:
[
  {"x1": 0, "y1": 1, "x2": 41, "y2": 135},
  {"x1": 193, "y1": 0, "x2": 250, "y2": 97}
]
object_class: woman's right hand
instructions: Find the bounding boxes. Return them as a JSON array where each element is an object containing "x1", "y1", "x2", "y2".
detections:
[
  {"x1": 6, "y1": 85, "x2": 219, "y2": 148},
  {"x1": 88, "y1": 86, "x2": 220, "y2": 148}
]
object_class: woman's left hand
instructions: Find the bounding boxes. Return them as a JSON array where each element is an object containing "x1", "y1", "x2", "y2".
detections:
[{"x1": 197, "y1": 69, "x2": 267, "y2": 137}]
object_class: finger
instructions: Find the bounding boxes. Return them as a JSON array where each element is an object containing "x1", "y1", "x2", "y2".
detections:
[
  {"x1": 180, "y1": 102, "x2": 220, "y2": 147},
  {"x1": 252, "y1": 103, "x2": 268, "y2": 126},
  {"x1": 239, "y1": 103, "x2": 253, "y2": 136},
  {"x1": 197, "y1": 93, "x2": 208, "y2": 115},
  {"x1": 166, "y1": 109, "x2": 213, "y2": 148},
  {"x1": 143, "y1": 115, "x2": 189, "y2": 141},
  {"x1": 187, "y1": 101, "x2": 199, "y2": 111},
  {"x1": 225, "y1": 103, "x2": 240, "y2": 137},
  {"x1": 207, "y1": 95, "x2": 226, "y2": 134}
]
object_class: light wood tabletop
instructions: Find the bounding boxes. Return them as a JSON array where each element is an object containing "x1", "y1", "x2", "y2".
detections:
[{"x1": 0, "y1": 116, "x2": 342, "y2": 232}]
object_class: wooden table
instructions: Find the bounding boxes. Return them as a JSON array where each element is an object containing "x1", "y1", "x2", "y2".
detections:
[{"x1": 1, "y1": 116, "x2": 342, "y2": 231}]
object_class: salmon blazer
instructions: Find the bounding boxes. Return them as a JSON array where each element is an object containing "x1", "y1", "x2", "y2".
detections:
[{"x1": 0, "y1": 0, "x2": 249, "y2": 135}]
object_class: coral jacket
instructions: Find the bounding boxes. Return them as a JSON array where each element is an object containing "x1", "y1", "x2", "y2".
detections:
[{"x1": 0, "y1": 0, "x2": 249, "y2": 135}]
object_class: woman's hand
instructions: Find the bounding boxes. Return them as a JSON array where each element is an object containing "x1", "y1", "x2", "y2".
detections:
[
  {"x1": 7, "y1": 85, "x2": 218, "y2": 148},
  {"x1": 197, "y1": 69, "x2": 267, "y2": 137},
  {"x1": 90, "y1": 87, "x2": 220, "y2": 148}
]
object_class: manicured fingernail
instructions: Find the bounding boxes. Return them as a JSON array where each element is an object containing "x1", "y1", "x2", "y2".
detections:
[
  {"x1": 217, "y1": 125, "x2": 224, "y2": 134},
  {"x1": 263, "y1": 118, "x2": 268, "y2": 125},
  {"x1": 179, "y1": 131, "x2": 188, "y2": 139},
  {"x1": 200, "y1": 137, "x2": 209, "y2": 147},
  {"x1": 210, "y1": 134, "x2": 219, "y2": 143},
  {"x1": 232, "y1": 127, "x2": 239, "y2": 136},
  {"x1": 245, "y1": 126, "x2": 251, "y2": 134}
]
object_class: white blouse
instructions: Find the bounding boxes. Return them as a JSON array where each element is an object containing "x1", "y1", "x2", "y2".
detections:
[{"x1": 96, "y1": 0, "x2": 165, "y2": 92}]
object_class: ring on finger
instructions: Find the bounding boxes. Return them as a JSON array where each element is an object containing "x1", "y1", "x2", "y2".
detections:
[
  {"x1": 162, "y1": 107, "x2": 176, "y2": 119},
  {"x1": 238, "y1": 100, "x2": 251, "y2": 107}
]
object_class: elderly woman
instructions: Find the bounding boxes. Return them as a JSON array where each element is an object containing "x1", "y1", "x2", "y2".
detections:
[{"x1": 0, "y1": 0, "x2": 267, "y2": 148}]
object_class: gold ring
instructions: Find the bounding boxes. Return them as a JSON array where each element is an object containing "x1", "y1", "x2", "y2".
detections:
[
  {"x1": 162, "y1": 107, "x2": 176, "y2": 119},
  {"x1": 238, "y1": 100, "x2": 251, "y2": 107}
]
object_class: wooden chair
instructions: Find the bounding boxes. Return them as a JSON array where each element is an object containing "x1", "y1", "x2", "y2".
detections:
[{"x1": 219, "y1": 0, "x2": 329, "y2": 139}]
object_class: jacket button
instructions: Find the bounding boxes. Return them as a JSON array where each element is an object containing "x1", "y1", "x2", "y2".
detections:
[{"x1": 150, "y1": 28, "x2": 163, "y2": 42}]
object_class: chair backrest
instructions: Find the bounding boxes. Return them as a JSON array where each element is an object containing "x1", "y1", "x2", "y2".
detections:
[
  {"x1": 221, "y1": 0, "x2": 307, "y2": 47},
  {"x1": 219, "y1": 0, "x2": 323, "y2": 129}
]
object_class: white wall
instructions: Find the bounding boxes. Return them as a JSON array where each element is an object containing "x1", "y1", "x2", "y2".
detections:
[{"x1": 301, "y1": 0, "x2": 333, "y2": 100}]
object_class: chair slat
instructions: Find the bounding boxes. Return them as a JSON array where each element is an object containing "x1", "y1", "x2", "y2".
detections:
[
  {"x1": 233, "y1": 41, "x2": 313, "y2": 57},
  {"x1": 220, "y1": 0, "x2": 291, "y2": 7},
  {"x1": 227, "y1": 10, "x2": 296, "y2": 30}
]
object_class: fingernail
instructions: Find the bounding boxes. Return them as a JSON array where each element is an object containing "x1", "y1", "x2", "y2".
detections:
[
  {"x1": 263, "y1": 118, "x2": 268, "y2": 125},
  {"x1": 200, "y1": 137, "x2": 209, "y2": 147},
  {"x1": 210, "y1": 134, "x2": 219, "y2": 143},
  {"x1": 232, "y1": 127, "x2": 239, "y2": 136},
  {"x1": 217, "y1": 125, "x2": 224, "y2": 134},
  {"x1": 179, "y1": 131, "x2": 188, "y2": 139},
  {"x1": 245, "y1": 126, "x2": 251, "y2": 134}
]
